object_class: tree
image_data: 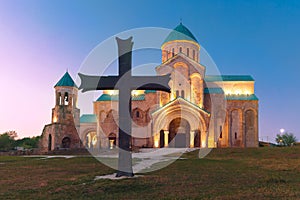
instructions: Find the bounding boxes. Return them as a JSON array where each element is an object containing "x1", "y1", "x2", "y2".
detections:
[
  {"x1": 15, "y1": 136, "x2": 40, "y2": 149},
  {"x1": 0, "y1": 133, "x2": 15, "y2": 151},
  {"x1": 276, "y1": 132, "x2": 297, "y2": 146},
  {"x1": 0, "y1": 131, "x2": 40, "y2": 151},
  {"x1": 6, "y1": 131, "x2": 18, "y2": 139}
]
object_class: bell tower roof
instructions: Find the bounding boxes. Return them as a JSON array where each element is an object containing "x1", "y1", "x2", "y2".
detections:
[
  {"x1": 163, "y1": 23, "x2": 198, "y2": 44},
  {"x1": 54, "y1": 71, "x2": 78, "y2": 88}
]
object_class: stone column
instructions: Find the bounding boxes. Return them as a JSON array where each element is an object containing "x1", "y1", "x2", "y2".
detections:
[
  {"x1": 228, "y1": 113, "x2": 232, "y2": 147},
  {"x1": 96, "y1": 135, "x2": 101, "y2": 150},
  {"x1": 73, "y1": 94, "x2": 77, "y2": 108},
  {"x1": 190, "y1": 130, "x2": 195, "y2": 148},
  {"x1": 100, "y1": 134, "x2": 109, "y2": 149},
  {"x1": 62, "y1": 93, "x2": 65, "y2": 105},
  {"x1": 242, "y1": 112, "x2": 246, "y2": 148},
  {"x1": 164, "y1": 130, "x2": 169, "y2": 147},
  {"x1": 204, "y1": 131, "x2": 209, "y2": 148},
  {"x1": 154, "y1": 133, "x2": 159, "y2": 148},
  {"x1": 55, "y1": 92, "x2": 59, "y2": 105},
  {"x1": 68, "y1": 94, "x2": 73, "y2": 107}
]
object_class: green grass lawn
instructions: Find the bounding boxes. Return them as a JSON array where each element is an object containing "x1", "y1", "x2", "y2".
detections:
[{"x1": 0, "y1": 147, "x2": 300, "y2": 200}]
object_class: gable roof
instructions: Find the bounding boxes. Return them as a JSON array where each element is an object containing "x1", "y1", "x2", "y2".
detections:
[
  {"x1": 144, "y1": 90, "x2": 156, "y2": 94},
  {"x1": 80, "y1": 114, "x2": 97, "y2": 123},
  {"x1": 205, "y1": 75, "x2": 254, "y2": 82},
  {"x1": 156, "y1": 52, "x2": 205, "y2": 72},
  {"x1": 54, "y1": 72, "x2": 78, "y2": 88},
  {"x1": 226, "y1": 94, "x2": 259, "y2": 101},
  {"x1": 204, "y1": 87, "x2": 224, "y2": 94},
  {"x1": 96, "y1": 94, "x2": 145, "y2": 101}
]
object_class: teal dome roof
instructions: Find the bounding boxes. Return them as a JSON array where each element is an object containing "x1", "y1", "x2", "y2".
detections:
[
  {"x1": 163, "y1": 23, "x2": 198, "y2": 44},
  {"x1": 54, "y1": 71, "x2": 78, "y2": 88}
]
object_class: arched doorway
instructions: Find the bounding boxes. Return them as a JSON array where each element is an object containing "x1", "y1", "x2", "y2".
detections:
[
  {"x1": 159, "y1": 130, "x2": 164, "y2": 147},
  {"x1": 62, "y1": 137, "x2": 71, "y2": 148},
  {"x1": 48, "y1": 134, "x2": 52, "y2": 151},
  {"x1": 108, "y1": 133, "x2": 116, "y2": 149},
  {"x1": 85, "y1": 131, "x2": 97, "y2": 149},
  {"x1": 168, "y1": 118, "x2": 190, "y2": 148},
  {"x1": 231, "y1": 110, "x2": 242, "y2": 147},
  {"x1": 245, "y1": 110, "x2": 255, "y2": 147}
]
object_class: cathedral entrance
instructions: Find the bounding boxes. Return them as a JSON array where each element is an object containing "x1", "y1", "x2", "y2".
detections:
[
  {"x1": 168, "y1": 118, "x2": 190, "y2": 148},
  {"x1": 108, "y1": 133, "x2": 116, "y2": 149},
  {"x1": 62, "y1": 137, "x2": 71, "y2": 148}
]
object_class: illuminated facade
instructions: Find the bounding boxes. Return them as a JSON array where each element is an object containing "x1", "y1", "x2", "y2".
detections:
[
  {"x1": 40, "y1": 23, "x2": 259, "y2": 152},
  {"x1": 40, "y1": 72, "x2": 82, "y2": 152}
]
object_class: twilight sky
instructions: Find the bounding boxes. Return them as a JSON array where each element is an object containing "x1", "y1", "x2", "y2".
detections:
[{"x1": 0, "y1": 0, "x2": 299, "y2": 142}]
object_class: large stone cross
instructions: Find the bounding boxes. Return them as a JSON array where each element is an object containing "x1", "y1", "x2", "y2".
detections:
[{"x1": 78, "y1": 37, "x2": 170, "y2": 177}]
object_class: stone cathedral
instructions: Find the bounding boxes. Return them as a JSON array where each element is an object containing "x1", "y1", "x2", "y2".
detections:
[{"x1": 40, "y1": 23, "x2": 259, "y2": 152}]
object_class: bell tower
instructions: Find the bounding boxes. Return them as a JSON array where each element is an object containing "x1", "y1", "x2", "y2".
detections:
[
  {"x1": 40, "y1": 71, "x2": 81, "y2": 152},
  {"x1": 52, "y1": 71, "x2": 80, "y2": 129}
]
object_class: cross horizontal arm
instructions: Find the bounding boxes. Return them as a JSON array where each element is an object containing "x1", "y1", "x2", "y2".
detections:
[
  {"x1": 79, "y1": 73, "x2": 171, "y2": 93},
  {"x1": 78, "y1": 73, "x2": 120, "y2": 92},
  {"x1": 130, "y1": 74, "x2": 171, "y2": 92}
]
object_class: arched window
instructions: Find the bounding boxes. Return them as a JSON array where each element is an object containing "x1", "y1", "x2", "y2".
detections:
[
  {"x1": 64, "y1": 92, "x2": 69, "y2": 105},
  {"x1": 220, "y1": 126, "x2": 223, "y2": 138},
  {"x1": 181, "y1": 90, "x2": 185, "y2": 98},
  {"x1": 193, "y1": 50, "x2": 195, "y2": 60},
  {"x1": 136, "y1": 110, "x2": 140, "y2": 118},
  {"x1": 235, "y1": 132, "x2": 237, "y2": 139},
  {"x1": 172, "y1": 48, "x2": 175, "y2": 57},
  {"x1": 179, "y1": 47, "x2": 182, "y2": 53},
  {"x1": 176, "y1": 90, "x2": 179, "y2": 97},
  {"x1": 187, "y1": 48, "x2": 189, "y2": 57}
]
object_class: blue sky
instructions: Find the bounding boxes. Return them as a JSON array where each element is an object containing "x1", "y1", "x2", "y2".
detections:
[{"x1": 0, "y1": 0, "x2": 299, "y2": 142}]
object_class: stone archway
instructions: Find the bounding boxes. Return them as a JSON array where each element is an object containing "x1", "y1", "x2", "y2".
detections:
[
  {"x1": 62, "y1": 137, "x2": 71, "y2": 148},
  {"x1": 168, "y1": 118, "x2": 190, "y2": 148},
  {"x1": 151, "y1": 98, "x2": 209, "y2": 148},
  {"x1": 245, "y1": 109, "x2": 256, "y2": 147},
  {"x1": 85, "y1": 131, "x2": 97, "y2": 149},
  {"x1": 230, "y1": 109, "x2": 242, "y2": 147}
]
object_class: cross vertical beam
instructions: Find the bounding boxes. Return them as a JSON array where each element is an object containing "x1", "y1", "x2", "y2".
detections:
[
  {"x1": 116, "y1": 37, "x2": 134, "y2": 177},
  {"x1": 78, "y1": 36, "x2": 171, "y2": 177}
]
